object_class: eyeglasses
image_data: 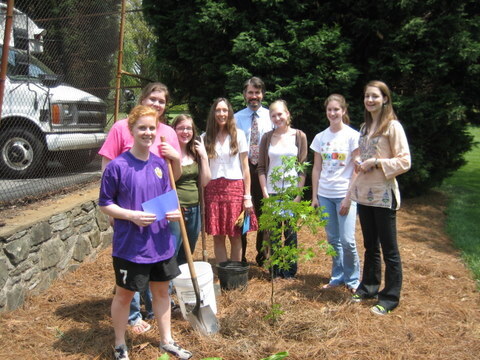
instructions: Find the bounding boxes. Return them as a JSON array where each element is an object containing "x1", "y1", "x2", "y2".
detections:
[{"x1": 175, "y1": 127, "x2": 193, "y2": 132}]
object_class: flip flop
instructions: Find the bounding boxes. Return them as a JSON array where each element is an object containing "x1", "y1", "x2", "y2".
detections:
[
  {"x1": 130, "y1": 319, "x2": 151, "y2": 334},
  {"x1": 321, "y1": 283, "x2": 340, "y2": 289}
]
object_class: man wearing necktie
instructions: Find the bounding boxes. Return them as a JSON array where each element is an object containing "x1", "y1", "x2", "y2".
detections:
[{"x1": 234, "y1": 77, "x2": 273, "y2": 266}]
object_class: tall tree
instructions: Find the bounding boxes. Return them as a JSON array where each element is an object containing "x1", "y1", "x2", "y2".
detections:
[
  {"x1": 143, "y1": 0, "x2": 480, "y2": 195},
  {"x1": 122, "y1": 0, "x2": 158, "y2": 88},
  {"x1": 14, "y1": 0, "x2": 120, "y2": 100}
]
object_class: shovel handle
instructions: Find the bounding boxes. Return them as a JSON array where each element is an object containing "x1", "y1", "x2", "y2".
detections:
[
  {"x1": 161, "y1": 137, "x2": 202, "y2": 304},
  {"x1": 199, "y1": 185, "x2": 208, "y2": 262}
]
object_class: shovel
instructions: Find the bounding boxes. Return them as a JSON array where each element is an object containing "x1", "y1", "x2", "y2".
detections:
[
  {"x1": 199, "y1": 185, "x2": 208, "y2": 262},
  {"x1": 161, "y1": 137, "x2": 220, "y2": 335}
]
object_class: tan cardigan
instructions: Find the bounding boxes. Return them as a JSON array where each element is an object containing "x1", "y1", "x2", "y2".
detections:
[
  {"x1": 350, "y1": 120, "x2": 411, "y2": 210},
  {"x1": 257, "y1": 128, "x2": 308, "y2": 178}
]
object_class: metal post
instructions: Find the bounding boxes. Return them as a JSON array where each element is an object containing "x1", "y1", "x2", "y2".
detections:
[
  {"x1": 0, "y1": 0, "x2": 15, "y2": 119},
  {"x1": 113, "y1": 0, "x2": 126, "y2": 122}
]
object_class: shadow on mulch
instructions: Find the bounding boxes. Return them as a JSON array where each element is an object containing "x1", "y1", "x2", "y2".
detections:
[
  {"x1": 54, "y1": 298, "x2": 111, "y2": 324},
  {"x1": 52, "y1": 292, "x2": 113, "y2": 358},
  {"x1": 52, "y1": 325, "x2": 112, "y2": 359}
]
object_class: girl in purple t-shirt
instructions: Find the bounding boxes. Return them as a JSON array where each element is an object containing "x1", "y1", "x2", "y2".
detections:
[
  {"x1": 99, "y1": 105, "x2": 192, "y2": 360},
  {"x1": 99, "y1": 82, "x2": 180, "y2": 336}
]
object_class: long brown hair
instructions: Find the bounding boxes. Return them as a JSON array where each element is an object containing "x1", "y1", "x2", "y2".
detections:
[
  {"x1": 363, "y1": 80, "x2": 397, "y2": 137},
  {"x1": 137, "y1": 82, "x2": 170, "y2": 124},
  {"x1": 324, "y1": 94, "x2": 350, "y2": 125},
  {"x1": 172, "y1": 114, "x2": 198, "y2": 161},
  {"x1": 205, "y1": 98, "x2": 239, "y2": 158}
]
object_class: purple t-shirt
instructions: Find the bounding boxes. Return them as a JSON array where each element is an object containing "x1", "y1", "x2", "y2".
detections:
[{"x1": 99, "y1": 151, "x2": 175, "y2": 263}]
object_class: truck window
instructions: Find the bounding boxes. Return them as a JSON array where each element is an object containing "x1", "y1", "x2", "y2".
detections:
[{"x1": 0, "y1": 46, "x2": 55, "y2": 81}]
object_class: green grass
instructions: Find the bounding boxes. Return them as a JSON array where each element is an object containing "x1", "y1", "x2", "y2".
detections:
[
  {"x1": 166, "y1": 104, "x2": 190, "y2": 124},
  {"x1": 440, "y1": 126, "x2": 480, "y2": 287}
]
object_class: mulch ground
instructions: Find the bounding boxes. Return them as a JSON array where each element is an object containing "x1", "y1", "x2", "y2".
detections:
[{"x1": 0, "y1": 190, "x2": 479, "y2": 360}]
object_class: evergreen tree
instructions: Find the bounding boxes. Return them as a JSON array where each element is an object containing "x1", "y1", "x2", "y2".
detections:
[
  {"x1": 122, "y1": 0, "x2": 159, "y2": 88},
  {"x1": 143, "y1": 0, "x2": 480, "y2": 195}
]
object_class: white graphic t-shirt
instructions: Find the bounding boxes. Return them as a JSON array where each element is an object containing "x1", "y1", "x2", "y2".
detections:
[{"x1": 310, "y1": 125, "x2": 359, "y2": 198}]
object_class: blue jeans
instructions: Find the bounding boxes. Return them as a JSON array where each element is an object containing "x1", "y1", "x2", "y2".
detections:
[
  {"x1": 170, "y1": 204, "x2": 201, "y2": 265},
  {"x1": 128, "y1": 288, "x2": 153, "y2": 325},
  {"x1": 319, "y1": 196, "x2": 360, "y2": 290}
]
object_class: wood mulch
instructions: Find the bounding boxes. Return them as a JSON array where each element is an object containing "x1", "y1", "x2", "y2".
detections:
[{"x1": 0, "y1": 190, "x2": 479, "y2": 359}]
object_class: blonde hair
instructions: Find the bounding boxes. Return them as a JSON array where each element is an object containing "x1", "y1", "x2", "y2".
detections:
[
  {"x1": 363, "y1": 80, "x2": 397, "y2": 137},
  {"x1": 269, "y1": 99, "x2": 291, "y2": 126},
  {"x1": 324, "y1": 94, "x2": 350, "y2": 125},
  {"x1": 127, "y1": 105, "x2": 158, "y2": 133},
  {"x1": 205, "y1": 98, "x2": 238, "y2": 158}
]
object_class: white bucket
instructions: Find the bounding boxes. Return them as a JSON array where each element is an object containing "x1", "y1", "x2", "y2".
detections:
[{"x1": 172, "y1": 261, "x2": 217, "y2": 320}]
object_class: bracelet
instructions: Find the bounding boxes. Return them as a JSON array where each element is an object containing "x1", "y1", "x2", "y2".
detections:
[{"x1": 243, "y1": 195, "x2": 252, "y2": 200}]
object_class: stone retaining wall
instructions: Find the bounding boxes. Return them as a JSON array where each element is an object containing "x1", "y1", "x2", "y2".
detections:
[{"x1": 0, "y1": 190, "x2": 112, "y2": 312}]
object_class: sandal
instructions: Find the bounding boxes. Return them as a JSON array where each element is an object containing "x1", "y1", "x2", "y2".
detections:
[
  {"x1": 321, "y1": 283, "x2": 340, "y2": 289},
  {"x1": 130, "y1": 318, "x2": 151, "y2": 334}
]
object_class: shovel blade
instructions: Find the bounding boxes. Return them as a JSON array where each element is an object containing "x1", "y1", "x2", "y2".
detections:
[{"x1": 186, "y1": 305, "x2": 220, "y2": 336}]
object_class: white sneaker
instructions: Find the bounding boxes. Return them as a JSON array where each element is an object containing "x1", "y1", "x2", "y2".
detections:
[
  {"x1": 160, "y1": 340, "x2": 192, "y2": 359},
  {"x1": 113, "y1": 344, "x2": 129, "y2": 360}
]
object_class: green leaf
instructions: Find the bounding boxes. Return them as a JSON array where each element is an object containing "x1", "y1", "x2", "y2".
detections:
[{"x1": 260, "y1": 351, "x2": 290, "y2": 360}]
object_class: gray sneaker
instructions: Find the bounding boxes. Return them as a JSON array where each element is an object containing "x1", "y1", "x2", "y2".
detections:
[
  {"x1": 114, "y1": 344, "x2": 129, "y2": 360},
  {"x1": 350, "y1": 293, "x2": 363, "y2": 303},
  {"x1": 351, "y1": 293, "x2": 377, "y2": 303},
  {"x1": 160, "y1": 341, "x2": 192, "y2": 359},
  {"x1": 370, "y1": 304, "x2": 391, "y2": 316}
]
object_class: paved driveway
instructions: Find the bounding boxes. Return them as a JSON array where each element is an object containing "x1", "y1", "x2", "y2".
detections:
[{"x1": 0, "y1": 157, "x2": 101, "y2": 202}]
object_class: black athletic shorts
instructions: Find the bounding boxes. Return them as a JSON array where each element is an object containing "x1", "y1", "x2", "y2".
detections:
[{"x1": 112, "y1": 256, "x2": 181, "y2": 292}]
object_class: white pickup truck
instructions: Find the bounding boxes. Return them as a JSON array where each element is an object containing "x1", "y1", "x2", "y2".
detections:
[{"x1": 0, "y1": 4, "x2": 107, "y2": 178}]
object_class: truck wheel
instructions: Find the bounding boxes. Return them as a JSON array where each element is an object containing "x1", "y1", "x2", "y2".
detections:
[
  {"x1": 57, "y1": 149, "x2": 98, "y2": 170},
  {"x1": 0, "y1": 129, "x2": 46, "y2": 179}
]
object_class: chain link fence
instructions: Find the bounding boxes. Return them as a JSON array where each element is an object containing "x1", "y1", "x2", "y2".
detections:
[{"x1": 0, "y1": 0, "x2": 150, "y2": 205}]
